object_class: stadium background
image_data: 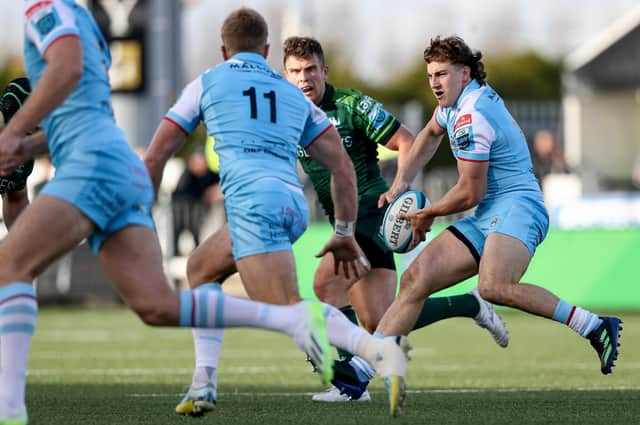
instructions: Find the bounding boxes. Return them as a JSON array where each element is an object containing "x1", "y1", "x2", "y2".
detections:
[{"x1": 0, "y1": 2, "x2": 638, "y2": 424}]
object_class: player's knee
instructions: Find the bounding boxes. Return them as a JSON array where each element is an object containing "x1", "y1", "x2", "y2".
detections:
[
  {"x1": 477, "y1": 281, "x2": 512, "y2": 306},
  {"x1": 312, "y1": 279, "x2": 330, "y2": 301},
  {"x1": 186, "y1": 256, "x2": 207, "y2": 288},
  {"x1": 397, "y1": 265, "x2": 429, "y2": 302}
]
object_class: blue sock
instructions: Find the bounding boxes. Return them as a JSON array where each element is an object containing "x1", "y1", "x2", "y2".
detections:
[
  {"x1": 552, "y1": 300, "x2": 572, "y2": 323},
  {"x1": 179, "y1": 283, "x2": 223, "y2": 327},
  {"x1": 552, "y1": 299, "x2": 602, "y2": 337},
  {"x1": 0, "y1": 283, "x2": 38, "y2": 411}
]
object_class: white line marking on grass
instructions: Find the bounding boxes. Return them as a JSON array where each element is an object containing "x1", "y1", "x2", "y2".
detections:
[
  {"x1": 27, "y1": 366, "x2": 295, "y2": 376},
  {"x1": 127, "y1": 387, "x2": 640, "y2": 398}
]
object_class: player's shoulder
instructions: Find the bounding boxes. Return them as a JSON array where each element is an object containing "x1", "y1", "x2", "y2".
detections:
[
  {"x1": 333, "y1": 86, "x2": 382, "y2": 115},
  {"x1": 332, "y1": 86, "x2": 365, "y2": 104}
]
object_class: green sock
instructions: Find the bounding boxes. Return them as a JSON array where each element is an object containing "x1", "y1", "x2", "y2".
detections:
[
  {"x1": 413, "y1": 294, "x2": 480, "y2": 330},
  {"x1": 337, "y1": 305, "x2": 358, "y2": 361}
]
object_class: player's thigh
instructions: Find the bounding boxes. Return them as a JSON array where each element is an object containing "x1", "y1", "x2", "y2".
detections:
[
  {"x1": 187, "y1": 224, "x2": 236, "y2": 287},
  {"x1": 400, "y1": 228, "x2": 478, "y2": 297},
  {"x1": 348, "y1": 268, "x2": 397, "y2": 331},
  {"x1": 0, "y1": 194, "x2": 93, "y2": 282},
  {"x1": 478, "y1": 232, "x2": 531, "y2": 288},
  {"x1": 236, "y1": 250, "x2": 300, "y2": 305},
  {"x1": 98, "y1": 224, "x2": 178, "y2": 322}
]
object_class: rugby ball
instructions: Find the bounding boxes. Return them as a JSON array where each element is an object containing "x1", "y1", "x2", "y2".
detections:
[{"x1": 381, "y1": 190, "x2": 427, "y2": 253}]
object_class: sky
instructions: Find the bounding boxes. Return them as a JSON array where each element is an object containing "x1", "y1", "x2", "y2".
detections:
[{"x1": 1, "y1": 0, "x2": 638, "y2": 84}]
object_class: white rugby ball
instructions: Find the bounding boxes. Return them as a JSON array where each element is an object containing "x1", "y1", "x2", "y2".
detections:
[{"x1": 381, "y1": 190, "x2": 427, "y2": 253}]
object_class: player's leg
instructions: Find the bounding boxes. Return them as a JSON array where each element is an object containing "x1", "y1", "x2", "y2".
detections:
[
  {"x1": 479, "y1": 232, "x2": 622, "y2": 374},
  {"x1": 0, "y1": 195, "x2": 94, "y2": 424},
  {"x1": 376, "y1": 229, "x2": 478, "y2": 336},
  {"x1": 177, "y1": 225, "x2": 237, "y2": 415},
  {"x1": 312, "y1": 253, "x2": 364, "y2": 364},
  {"x1": 326, "y1": 229, "x2": 477, "y2": 403},
  {"x1": 236, "y1": 245, "x2": 408, "y2": 415}
]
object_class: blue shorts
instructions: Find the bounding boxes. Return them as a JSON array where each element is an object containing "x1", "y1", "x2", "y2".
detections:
[
  {"x1": 225, "y1": 178, "x2": 308, "y2": 260},
  {"x1": 450, "y1": 195, "x2": 549, "y2": 260},
  {"x1": 41, "y1": 143, "x2": 155, "y2": 254}
]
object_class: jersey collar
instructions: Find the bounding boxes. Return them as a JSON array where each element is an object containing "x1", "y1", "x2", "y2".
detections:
[
  {"x1": 318, "y1": 83, "x2": 335, "y2": 109},
  {"x1": 229, "y1": 52, "x2": 268, "y2": 65},
  {"x1": 452, "y1": 79, "x2": 482, "y2": 111}
]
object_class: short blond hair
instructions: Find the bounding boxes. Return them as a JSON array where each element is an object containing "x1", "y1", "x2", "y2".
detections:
[{"x1": 221, "y1": 8, "x2": 268, "y2": 54}]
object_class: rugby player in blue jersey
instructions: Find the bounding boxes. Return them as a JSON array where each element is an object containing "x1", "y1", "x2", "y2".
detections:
[
  {"x1": 145, "y1": 7, "x2": 409, "y2": 418},
  {"x1": 372, "y1": 35, "x2": 621, "y2": 375}
]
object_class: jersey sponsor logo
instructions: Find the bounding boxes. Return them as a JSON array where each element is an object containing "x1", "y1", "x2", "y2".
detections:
[
  {"x1": 328, "y1": 116, "x2": 340, "y2": 127},
  {"x1": 341, "y1": 135, "x2": 353, "y2": 148},
  {"x1": 368, "y1": 104, "x2": 389, "y2": 130},
  {"x1": 454, "y1": 127, "x2": 472, "y2": 149},
  {"x1": 453, "y1": 113, "x2": 472, "y2": 131},
  {"x1": 356, "y1": 96, "x2": 373, "y2": 114},
  {"x1": 25, "y1": 0, "x2": 53, "y2": 18},
  {"x1": 296, "y1": 145, "x2": 310, "y2": 159}
]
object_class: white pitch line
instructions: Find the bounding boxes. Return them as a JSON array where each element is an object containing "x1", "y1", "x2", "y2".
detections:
[{"x1": 126, "y1": 387, "x2": 640, "y2": 398}]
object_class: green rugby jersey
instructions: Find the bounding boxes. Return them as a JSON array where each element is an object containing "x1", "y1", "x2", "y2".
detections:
[{"x1": 296, "y1": 83, "x2": 400, "y2": 222}]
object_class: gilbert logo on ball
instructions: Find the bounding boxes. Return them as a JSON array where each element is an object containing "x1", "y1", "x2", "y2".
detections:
[{"x1": 381, "y1": 190, "x2": 427, "y2": 253}]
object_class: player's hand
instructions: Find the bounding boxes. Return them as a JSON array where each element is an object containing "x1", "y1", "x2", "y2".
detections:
[
  {"x1": 378, "y1": 180, "x2": 409, "y2": 208},
  {"x1": 398, "y1": 208, "x2": 435, "y2": 250},
  {"x1": 315, "y1": 234, "x2": 371, "y2": 280},
  {"x1": 0, "y1": 127, "x2": 25, "y2": 176}
]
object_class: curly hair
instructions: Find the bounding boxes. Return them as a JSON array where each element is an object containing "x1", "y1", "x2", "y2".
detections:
[
  {"x1": 221, "y1": 8, "x2": 268, "y2": 54},
  {"x1": 282, "y1": 36, "x2": 325, "y2": 66},
  {"x1": 423, "y1": 36, "x2": 487, "y2": 84}
]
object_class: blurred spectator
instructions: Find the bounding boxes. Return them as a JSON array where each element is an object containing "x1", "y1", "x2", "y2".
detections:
[
  {"x1": 172, "y1": 151, "x2": 223, "y2": 255},
  {"x1": 531, "y1": 129, "x2": 570, "y2": 182}
]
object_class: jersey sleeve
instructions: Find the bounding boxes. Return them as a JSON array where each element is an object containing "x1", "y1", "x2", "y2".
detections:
[
  {"x1": 165, "y1": 76, "x2": 204, "y2": 134},
  {"x1": 452, "y1": 111, "x2": 495, "y2": 162},
  {"x1": 24, "y1": 0, "x2": 79, "y2": 55},
  {"x1": 300, "y1": 99, "x2": 333, "y2": 148},
  {"x1": 352, "y1": 94, "x2": 400, "y2": 145},
  {"x1": 435, "y1": 106, "x2": 447, "y2": 129}
]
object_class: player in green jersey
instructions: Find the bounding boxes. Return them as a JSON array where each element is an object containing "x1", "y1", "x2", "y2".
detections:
[
  {"x1": 283, "y1": 36, "x2": 509, "y2": 402},
  {"x1": 0, "y1": 78, "x2": 38, "y2": 228}
]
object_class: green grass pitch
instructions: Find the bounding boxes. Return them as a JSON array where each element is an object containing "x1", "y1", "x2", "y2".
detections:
[{"x1": 26, "y1": 307, "x2": 639, "y2": 424}]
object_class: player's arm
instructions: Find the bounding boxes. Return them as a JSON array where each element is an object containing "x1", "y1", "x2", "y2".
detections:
[
  {"x1": 145, "y1": 76, "x2": 202, "y2": 197},
  {"x1": 379, "y1": 110, "x2": 445, "y2": 206},
  {"x1": 0, "y1": 37, "x2": 81, "y2": 157},
  {"x1": 382, "y1": 123, "x2": 414, "y2": 184},
  {"x1": 401, "y1": 159, "x2": 488, "y2": 249},
  {"x1": 144, "y1": 119, "x2": 188, "y2": 197},
  {"x1": 306, "y1": 126, "x2": 370, "y2": 278},
  {"x1": 307, "y1": 126, "x2": 357, "y2": 223}
]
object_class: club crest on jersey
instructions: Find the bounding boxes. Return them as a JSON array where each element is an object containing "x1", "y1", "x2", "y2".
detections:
[
  {"x1": 453, "y1": 113, "x2": 472, "y2": 131},
  {"x1": 368, "y1": 104, "x2": 389, "y2": 130},
  {"x1": 31, "y1": 6, "x2": 61, "y2": 39}
]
